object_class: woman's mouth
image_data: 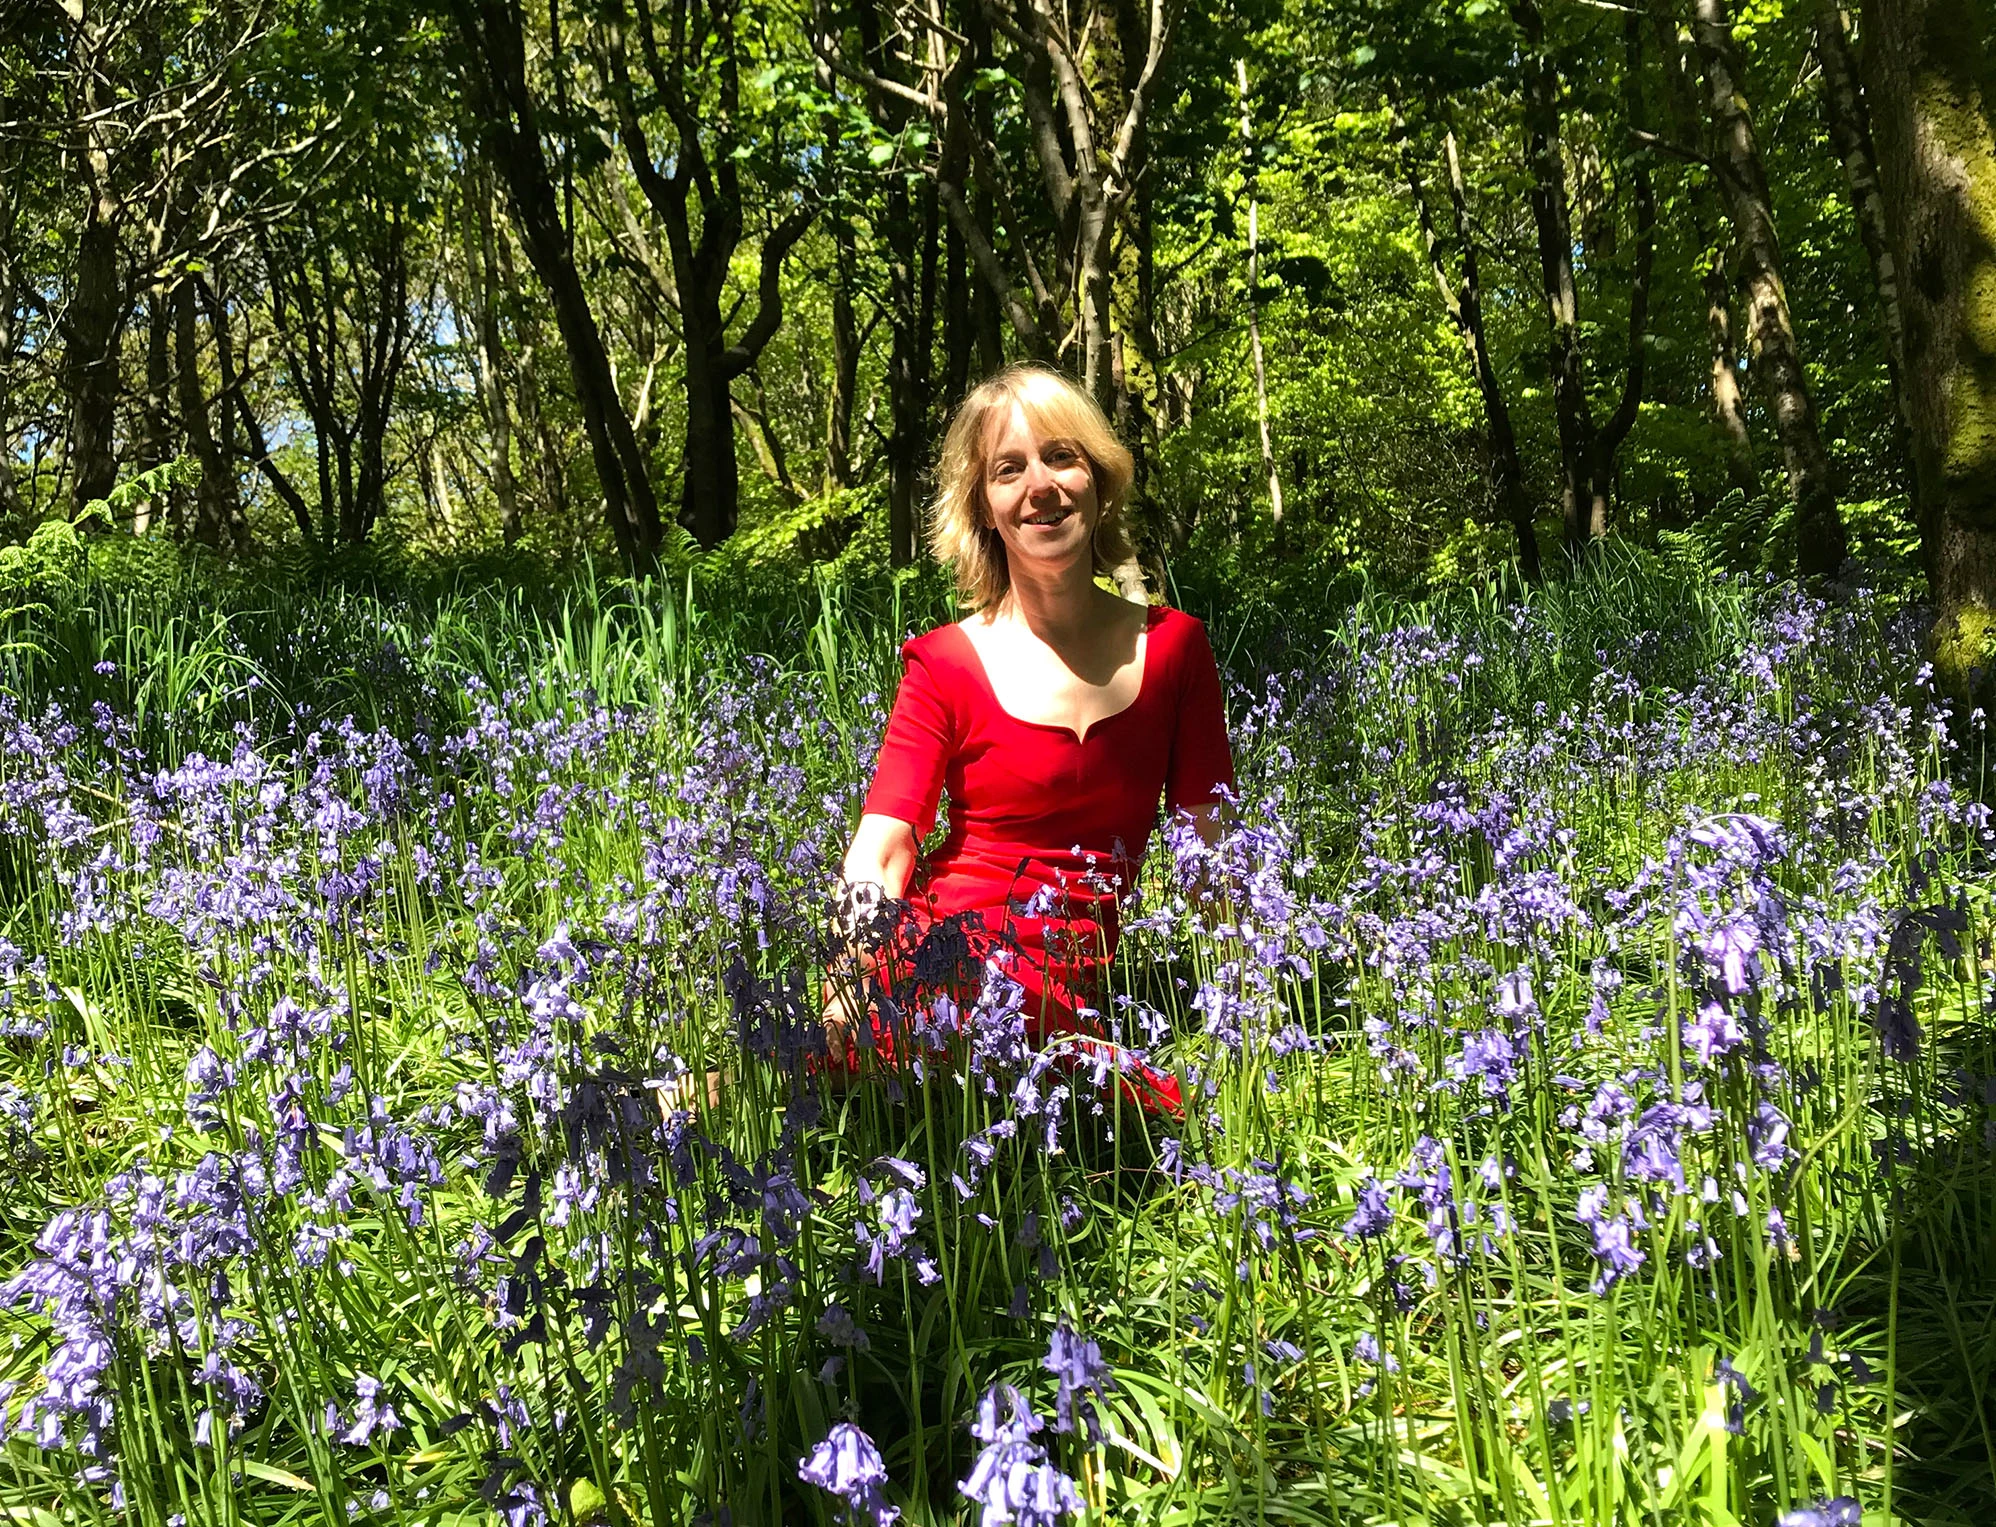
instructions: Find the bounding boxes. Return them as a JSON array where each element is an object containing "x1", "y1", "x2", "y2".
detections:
[{"x1": 1023, "y1": 508, "x2": 1070, "y2": 527}]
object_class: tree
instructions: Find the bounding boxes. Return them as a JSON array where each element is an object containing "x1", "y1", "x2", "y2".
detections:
[
  {"x1": 1511, "y1": 0, "x2": 1655, "y2": 559},
  {"x1": 1815, "y1": 0, "x2": 1913, "y2": 495},
  {"x1": 1404, "y1": 116, "x2": 1541, "y2": 581},
  {"x1": 33, "y1": 0, "x2": 335, "y2": 525},
  {"x1": 452, "y1": 0, "x2": 667, "y2": 571},
  {"x1": 1645, "y1": 0, "x2": 1760, "y2": 499},
  {"x1": 1237, "y1": 59, "x2": 1287, "y2": 549},
  {"x1": 595, "y1": 0, "x2": 819, "y2": 551},
  {"x1": 1691, "y1": 0, "x2": 1848, "y2": 578},
  {"x1": 261, "y1": 195, "x2": 422, "y2": 547},
  {"x1": 1859, "y1": 0, "x2": 1996, "y2": 688}
]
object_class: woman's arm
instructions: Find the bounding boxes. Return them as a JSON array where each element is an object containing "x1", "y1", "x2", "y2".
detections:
[
  {"x1": 1185, "y1": 801, "x2": 1225, "y2": 853},
  {"x1": 841, "y1": 812, "x2": 920, "y2": 903},
  {"x1": 821, "y1": 814, "x2": 921, "y2": 1066}
]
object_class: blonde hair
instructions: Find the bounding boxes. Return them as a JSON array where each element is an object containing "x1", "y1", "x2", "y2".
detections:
[{"x1": 929, "y1": 364, "x2": 1140, "y2": 610}]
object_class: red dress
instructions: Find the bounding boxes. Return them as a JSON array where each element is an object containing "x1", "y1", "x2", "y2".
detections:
[{"x1": 854, "y1": 604, "x2": 1234, "y2": 1110}]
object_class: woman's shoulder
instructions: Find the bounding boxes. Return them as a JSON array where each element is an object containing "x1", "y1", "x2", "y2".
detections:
[
  {"x1": 897, "y1": 621, "x2": 975, "y2": 677},
  {"x1": 1145, "y1": 603, "x2": 1212, "y2": 658}
]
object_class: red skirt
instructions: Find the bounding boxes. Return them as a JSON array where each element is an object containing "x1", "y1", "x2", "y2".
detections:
[{"x1": 824, "y1": 902, "x2": 1183, "y2": 1116}]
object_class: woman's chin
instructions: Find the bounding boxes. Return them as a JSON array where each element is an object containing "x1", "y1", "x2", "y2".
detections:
[{"x1": 1004, "y1": 534, "x2": 1091, "y2": 574}]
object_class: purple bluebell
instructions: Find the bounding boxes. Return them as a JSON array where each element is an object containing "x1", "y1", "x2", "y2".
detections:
[
  {"x1": 338, "y1": 1374, "x2": 402, "y2": 1446},
  {"x1": 1576, "y1": 1186, "x2": 1646, "y2": 1293},
  {"x1": 1776, "y1": 1498, "x2": 1860, "y2": 1527},
  {"x1": 1341, "y1": 1178, "x2": 1393, "y2": 1241},
  {"x1": 1682, "y1": 1001, "x2": 1744, "y2": 1066},
  {"x1": 959, "y1": 1385, "x2": 1081, "y2": 1527},
  {"x1": 797, "y1": 1423, "x2": 898, "y2": 1526},
  {"x1": 1042, "y1": 1321, "x2": 1113, "y2": 1440}
]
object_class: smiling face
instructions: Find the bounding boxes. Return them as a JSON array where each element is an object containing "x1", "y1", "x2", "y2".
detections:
[{"x1": 979, "y1": 401, "x2": 1101, "y2": 582}]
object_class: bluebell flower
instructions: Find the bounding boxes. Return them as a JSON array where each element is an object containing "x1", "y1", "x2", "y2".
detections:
[
  {"x1": 1042, "y1": 1321, "x2": 1113, "y2": 1440},
  {"x1": 338, "y1": 1374, "x2": 402, "y2": 1446},
  {"x1": 1453, "y1": 1029, "x2": 1518, "y2": 1103},
  {"x1": 816, "y1": 1305, "x2": 869, "y2": 1350},
  {"x1": 1776, "y1": 1497, "x2": 1859, "y2": 1527},
  {"x1": 1682, "y1": 1001, "x2": 1744, "y2": 1066},
  {"x1": 1748, "y1": 1102, "x2": 1793, "y2": 1168},
  {"x1": 1341, "y1": 1178, "x2": 1393, "y2": 1241},
  {"x1": 959, "y1": 1385, "x2": 1081, "y2": 1527},
  {"x1": 1576, "y1": 1186, "x2": 1646, "y2": 1293},
  {"x1": 797, "y1": 1422, "x2": 897, "y2": 1525}
]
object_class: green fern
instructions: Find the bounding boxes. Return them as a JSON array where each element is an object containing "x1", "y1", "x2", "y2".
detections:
[{"x1": 0, "y1": 459, "x2": 200, "y2": 652}]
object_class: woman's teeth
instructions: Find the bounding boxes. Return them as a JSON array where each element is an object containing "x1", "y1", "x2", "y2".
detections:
[{"x1": 1025, "y1": 510, "x2": 1068, "y2": 526}]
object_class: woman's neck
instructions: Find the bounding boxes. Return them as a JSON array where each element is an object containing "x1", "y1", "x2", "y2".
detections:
[{"x1": 991, "y1": 561, "x2": 1105, "y2": 644}]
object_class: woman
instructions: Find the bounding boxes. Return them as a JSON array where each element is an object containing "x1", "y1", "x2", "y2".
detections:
[{"x1": 826, "y1": 365, "x2": 1233, "y2": 1112}]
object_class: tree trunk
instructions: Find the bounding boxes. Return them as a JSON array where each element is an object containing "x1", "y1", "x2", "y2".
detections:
[
  {"x1": 1704, "y1": 252, "x2": 1762, "y2": 496},
  {"x1": 0, "y1": 243, "x2": 25, "y2": 524},
  {"x1": 491, "y1": 217, "x2": 570, "y2": 528},
  {"x1": 135, "y1": 287, "x2": 175, "y2": 533},
  {"x1": 454, "y1": 0, "x2": 661, "y2": 571},
  {"x1": 1113, "y1": 0, "x2": 1161, "y2": 529},
  {"x1": 1513, "y1": 3, "x2": 1605, "y2": 556},
  {"x1": 206, "y1": 276, "x2": 316, "y2": 546},
  {"x1": 1694, "y1": 0, "x2": 1849, "y2": 577},
  {"x1": 1858, "y1": 0, "x2": 1996, "y2": 690},
  {"x1": 352, "y1": 211, "x2": 410, "y2": 546},
  {"x1": 60, "y1": 6, "x2": 126, "y2": 518},
  {"x1": 883, "y1": 178, "x2": 927, "y2": 569},
  {"x1": 1237, "y1": 61, "x2": 1285, "y2": 546},
  {"x1": 943, "y1": 215, "x2": 974, "y2": 405},
  {"x1": 678, "y1": 312, "x2": 742, "y2": 551},
  {"x1": 600, "y1": 0, "x2": 814, "y2": 551},
  {"x1": 816, "y1": 2, "x2": 859, "y2": 495},
  {"x1": 64, "y1": 147, "x2": 124, "y2": 513},
  {"x1": 466, "y1": 155, "x2": 523, "y2": 545},
  {"x1": 1817, "y1": 0, "x2": 1920, "y2": 505},
  {"x1": 1647, "y1": 0, "x2": 1761, "y2": 498},
  {"x1": 1410, "y1": 119, "x2": 1543, "y2": 583},
  {"x1": 175, "y1": 276, "x2": 236, "y2": 548},
  {"x1": 826, "y1": 219, "x2": 860, "y2": 493}
]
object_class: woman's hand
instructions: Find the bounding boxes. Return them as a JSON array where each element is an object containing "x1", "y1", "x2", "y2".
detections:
[
  {"x1": 1177, "y1": 800, "x2": 1228, "y2": 902},
  {"x1": 817, "y1": 813, "x2": 919, "y2": 1086}
]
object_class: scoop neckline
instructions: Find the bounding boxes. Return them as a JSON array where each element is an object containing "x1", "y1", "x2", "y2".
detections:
[{"x1": 947, "y1": 604, "x2": 1162, "y2": 745}]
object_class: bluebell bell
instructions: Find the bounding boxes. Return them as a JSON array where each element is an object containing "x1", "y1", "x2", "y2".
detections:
[
  {"x1": 958, "y1": 1385, "x2": 1081, "y2": 1527},
  {"x1": 338, "y1": 1374, "x2": 402, "y2": 1446},
  {"x1": 1341, "y1": 1178, "x2": 1393, "y2": 1241},
  {"x1": 1776, "y1": 1497, "x2": 1859, "y2": 1527},
  {"x1": 1043, "y1": 1321, "x2": 1113, "y2": 1440},
  {"x1": 797, "y1": 1422, "x2": 898, "y2": 1525}
]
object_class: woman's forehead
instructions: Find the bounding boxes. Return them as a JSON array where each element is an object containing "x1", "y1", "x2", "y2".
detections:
[{"x1": 983, "y1": 396, "x2": 1079, "y2": 453}]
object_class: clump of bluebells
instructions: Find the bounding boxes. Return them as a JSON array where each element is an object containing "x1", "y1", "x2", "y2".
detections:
[{"x1": 0, "y1": 566, "x2": 1989, "y2": 1524}]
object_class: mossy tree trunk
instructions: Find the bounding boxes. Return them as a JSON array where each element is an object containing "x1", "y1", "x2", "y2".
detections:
[
  {"x1": 1860, "y1": 0, "x2": 1996, "y2": 692},
  {"x1": 1694, "y1": 0, "x2": 1850, "y2": 579}
]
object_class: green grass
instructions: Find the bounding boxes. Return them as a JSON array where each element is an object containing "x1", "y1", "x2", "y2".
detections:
[{"x1": 0, "y1": 545, "x2": 1990, "y2": 1525}]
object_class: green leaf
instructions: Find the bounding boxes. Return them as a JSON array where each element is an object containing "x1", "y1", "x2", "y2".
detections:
[{"x1": 239, "y1": 1460, "x2": 315, "y2": 1492}]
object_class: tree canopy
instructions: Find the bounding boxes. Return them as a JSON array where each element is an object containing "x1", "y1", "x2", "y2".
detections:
[{"x1": 3, "y1": 0, "x2": 1991, "y2": 614}]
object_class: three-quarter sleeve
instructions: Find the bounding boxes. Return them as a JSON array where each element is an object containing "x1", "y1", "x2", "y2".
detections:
[
  {"x1": 1165, "y1": 616, "x2": 1235, "y2": 814},
  {"x1": 862, "y1": 638, "x2": 955, "y2": 837}
]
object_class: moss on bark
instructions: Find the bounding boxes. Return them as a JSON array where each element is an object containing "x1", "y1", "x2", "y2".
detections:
[{"x1": 1933, "y1": 603, "x2": 1996, "y2": 702}]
